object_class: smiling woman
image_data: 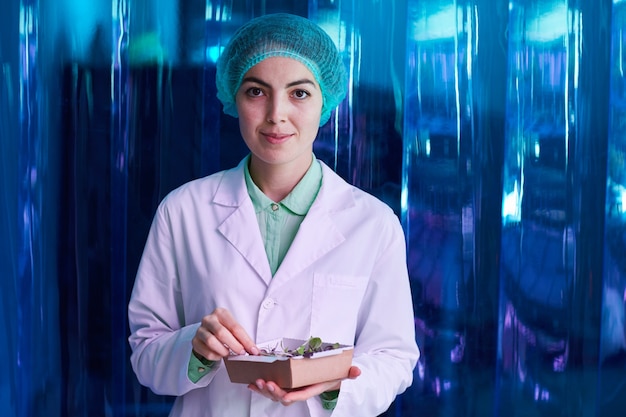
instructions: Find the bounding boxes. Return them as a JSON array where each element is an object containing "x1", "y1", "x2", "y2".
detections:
[
  {"x1": 236, "y1": 57, "x2": 324, "y2": 198},
  {"x1": 216, "y1": 13, "x2": 347, "y2": 126},
  {"x1": 127, "y1": 12, "x2": 419, "y2": 417}
]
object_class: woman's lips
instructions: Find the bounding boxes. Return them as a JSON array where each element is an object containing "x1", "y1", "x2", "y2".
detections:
[{"x1": 261, "y1": 132, "x2": 293, "y2": 144}]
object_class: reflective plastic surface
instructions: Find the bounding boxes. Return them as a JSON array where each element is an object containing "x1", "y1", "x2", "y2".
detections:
[
  {"x1": 499, "y1": 0, "x2": 623, "y2": 415},
  {"x1": 401, "y1": 0, "x2": 625, "y2": 416},
  {"x1": 2, "y1": 0, "x2": 626, "y2": 416},
  {"x1": 1, "y1": 1, "x2": 21, "y2": 416},
  {"x1": 402, "y1": 1, "x2": 504, "y2": 415}
]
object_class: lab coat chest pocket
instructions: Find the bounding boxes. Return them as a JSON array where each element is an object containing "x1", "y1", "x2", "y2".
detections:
[{"x1": 311, "y1": 273, "x2": 368, "y2": 344}]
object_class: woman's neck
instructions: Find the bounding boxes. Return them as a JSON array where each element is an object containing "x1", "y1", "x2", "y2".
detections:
[{"x1": 248, "y1": 156, "x2": 312, "y2": 202}]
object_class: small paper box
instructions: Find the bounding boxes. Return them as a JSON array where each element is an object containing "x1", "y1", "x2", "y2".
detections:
[{"x1": 224, "y1": 338, "x2": 353, "y2": 389}]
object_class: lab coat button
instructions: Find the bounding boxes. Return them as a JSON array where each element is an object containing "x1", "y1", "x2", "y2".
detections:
[{"x1": 262, "y1": 298, "x2": 275, "y2": 309}]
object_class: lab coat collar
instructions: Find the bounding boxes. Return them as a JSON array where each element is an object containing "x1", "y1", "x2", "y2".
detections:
[
  {"x1": 215, "y1": 159, "x2": 273, "y2": 283},
  {"x1": 272, "y1": 162, "x2": 357, "y2": 287},
  {"x1": 213, "y1": 158, "x2": 357, "y2": 288}
]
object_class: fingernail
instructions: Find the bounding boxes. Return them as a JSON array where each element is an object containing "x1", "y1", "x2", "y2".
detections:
[
  {"x1": 250, "y1": 346, "x2": 260, "y2": 355},
  {"x1": 256, "y1": 381, "x2": 263, "y2": 390},
  {"x1": 267, "y1": 384, "x2": 274, "y2": 393}
]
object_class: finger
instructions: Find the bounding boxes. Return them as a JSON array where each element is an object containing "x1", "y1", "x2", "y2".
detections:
[
  {"x1": 281, "y1": 368, "x2": 362, "y2": 403},
  {"x1": 348, "y1": 365, "x2": 361, "y2": 379},
  {"x1": 200, "y1": 311, "x2": 243, "y2": 355},
  {"x1": 212, "y1": 308, "x2": 259, "y2": 355},
  {"x1": 192, "y1": 336, "x2": 229, "y2": 361},
  {"x1": 249, "y1": 380, "x2": 292, "y2": 403},
  {"x1": 265, "y1": 382, "x2": 297, "y2": 405},
  {"x1": 192, "y1": 325, "x2": 231, "y2": 360},
  {"x1": 248, "y1": 380, "x2": 278, "y2": 402},
  {"x1": 282, "y1": 382, "x2": 333, "y2": 403},
  {"x1": 230, "y1": 324, "x2": 259, "y2": 355}
]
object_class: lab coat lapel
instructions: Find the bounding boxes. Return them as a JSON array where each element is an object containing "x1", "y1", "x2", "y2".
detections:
[
  {"x1": 272, "y1": 211, "x2": 345, "y2": 284},
  {"x1": 214, "y1": 161, "x2": 273, "y2": 285},
  {"x1": 218, "y1": 205, "x2": 272, "y2": 285},
  {"x1": 272, "y1": 163, "x2": 354, "y2": 285}
]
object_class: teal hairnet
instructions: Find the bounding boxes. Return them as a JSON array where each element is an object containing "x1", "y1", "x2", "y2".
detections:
[{"x1": 216, "y1": 13, "x2": 347, "y2": 126}]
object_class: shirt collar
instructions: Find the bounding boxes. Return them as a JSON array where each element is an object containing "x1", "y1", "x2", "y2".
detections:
[{"x1": 244, "y1": 154, "x2": 322, "y2": 216}]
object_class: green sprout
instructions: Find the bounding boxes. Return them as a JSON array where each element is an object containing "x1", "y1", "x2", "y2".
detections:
[{"x1": 260, "y1": 337, "x2": 340, "y2": 358}]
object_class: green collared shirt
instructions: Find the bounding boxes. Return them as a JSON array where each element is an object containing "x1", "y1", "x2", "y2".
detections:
[{"x1": 244, "y1": 154, "x2": 321, "y2": 275}]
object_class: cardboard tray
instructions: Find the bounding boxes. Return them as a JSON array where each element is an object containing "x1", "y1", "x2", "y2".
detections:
[{"x1": 224, "y1": 338, "x2": 353, "y2": 389}]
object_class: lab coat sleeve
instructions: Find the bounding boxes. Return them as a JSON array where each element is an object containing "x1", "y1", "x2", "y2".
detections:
[
  {"x1": 331, "y1": 214, "x2": 419, "y2": 416},
  {"x1": 128, "y1": 201, "x2": 219, "y2": 396}
]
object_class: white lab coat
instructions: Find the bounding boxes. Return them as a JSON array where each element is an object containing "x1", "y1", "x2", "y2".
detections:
[{"x1": 128, "y1": 158, "x2": 419, "y2": 417}]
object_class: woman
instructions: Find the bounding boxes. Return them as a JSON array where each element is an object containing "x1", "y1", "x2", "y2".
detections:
[{"x1": 128, "y1": 13, "x2": 419, "y2": 417}]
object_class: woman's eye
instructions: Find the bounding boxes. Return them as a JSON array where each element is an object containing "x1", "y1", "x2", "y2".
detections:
[
  {"x1": 292, "y1": 89, "x2": 310, "y2": 99},
  {"x1": 246, "y1": 87, "x2": 264, "y2": 97}
]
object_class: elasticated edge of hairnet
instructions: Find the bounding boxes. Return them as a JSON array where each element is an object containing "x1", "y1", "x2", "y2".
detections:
[{"x1": 215, "y1": 13, "x2": 347, "y2": 126}]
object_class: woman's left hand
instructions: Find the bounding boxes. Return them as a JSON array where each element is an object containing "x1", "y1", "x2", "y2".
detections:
[{"x1": 247, "y1": 366, "x2": 361, "y2": 406}]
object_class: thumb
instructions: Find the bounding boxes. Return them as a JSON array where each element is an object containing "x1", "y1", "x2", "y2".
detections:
[{"x1": 347, "y1": 366, "x2": 361, "y2": 379}]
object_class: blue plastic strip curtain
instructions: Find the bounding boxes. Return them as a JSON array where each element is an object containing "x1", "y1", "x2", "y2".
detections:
[
  {"x1": 497, "y1": 0, "x2": 613, "y2": 415},
  {"x1": 111, "y1": 0, "x2": 130, "y2": 413},
  {"x1": 604, "y1": 1, "x2": 626, "y2": 411},
  {"x1": 0, "y1": 1, "x2": 20, "y2": 414},
  {"x1": 402, "y1": 0, "x2": 624, "y2": 416},
  {"x1": 401, "y1": 1, "x2": 503, "y2": 414},
  {"x1": 0, "y1": 0, "x2": 63, "y2": 416},
  {"x1": 311, "y1": 0, "x2": 407, "y2": 210}
]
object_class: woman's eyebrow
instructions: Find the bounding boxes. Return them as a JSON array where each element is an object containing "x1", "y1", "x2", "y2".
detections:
[
  {"x1": 286, "y1": 79, "x2": 318, "y2": 89},
  {"x1": 241, "y1": 76, "x2": 270, "y2": 87},
  {"x1": 241, "y1": 76, "x2": 318, "y2": 89}
]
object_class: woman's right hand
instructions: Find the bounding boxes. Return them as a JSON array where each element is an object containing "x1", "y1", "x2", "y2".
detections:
[{"x1": 191, "y1": 307, "x2": 259, "y2": 361}]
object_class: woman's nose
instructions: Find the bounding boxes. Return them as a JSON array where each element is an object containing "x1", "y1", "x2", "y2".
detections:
[{"x1": 266, "y1": 96, "x2": 287, "y2": 124}]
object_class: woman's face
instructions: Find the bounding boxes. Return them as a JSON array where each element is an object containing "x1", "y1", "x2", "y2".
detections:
[{"x1": 235, "y1": 56, "x2": 323, "y2": 173}]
